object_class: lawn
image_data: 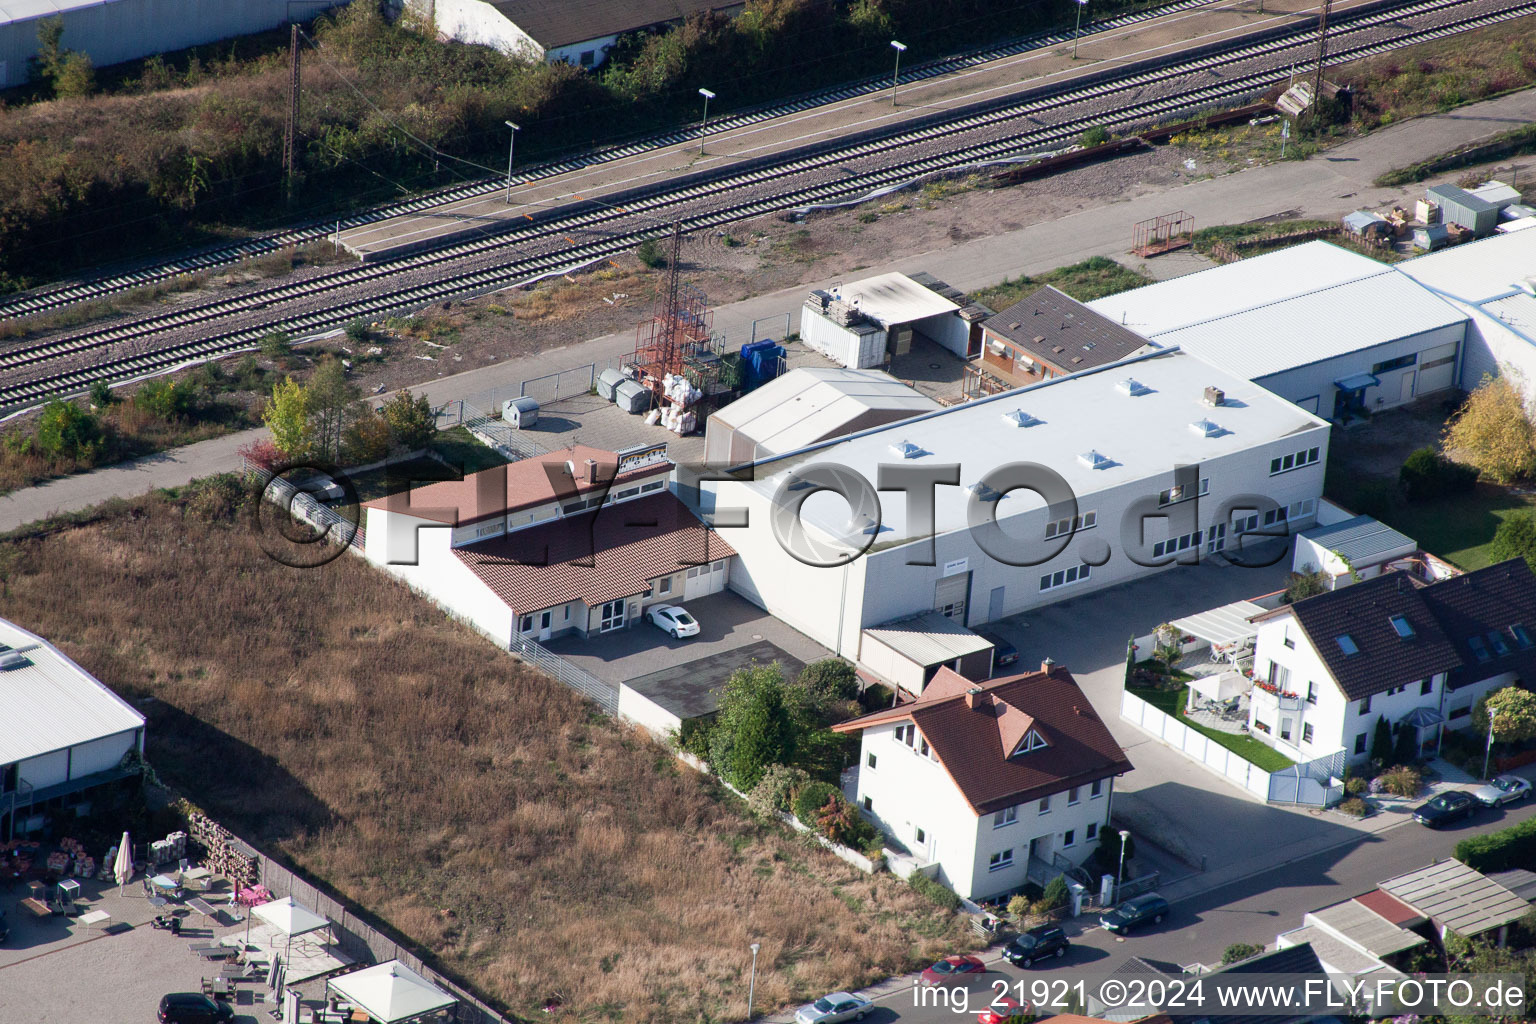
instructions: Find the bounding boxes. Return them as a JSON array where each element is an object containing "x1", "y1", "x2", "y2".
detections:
[
  {"x1": 0, "y1": 485, "x2": 973, "y2": 1023},
  {"x1": 968, "y1": 256, "x2": 1151, "y2": 310},
  {"x1": 1128, "y1": 684, "x2": 1296, "y2": 772}
]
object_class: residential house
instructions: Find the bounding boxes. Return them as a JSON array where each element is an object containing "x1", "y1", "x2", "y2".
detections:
[
  {"x1": 1247, "y1": 559, "x2": 1536, "y2": 765},
  {"x1": 970, "y1": 286, "x2": 1155, "y2": 397},
  {"x1": 832, "y1": 663, "x2": 1132, "y2": 900},
  {"x1": 364, "y1": 444, "x2": 733, "y2": 644},
  {"x1": 1, "y1": 617, "x2": 146, "y2": 839}
]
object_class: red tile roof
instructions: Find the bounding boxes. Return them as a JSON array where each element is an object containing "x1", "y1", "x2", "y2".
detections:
[
  {"x1": 1355, "y1": 888, "x2": 1423, "y2": 926},
  {"x1": 364, "y1": 444, "x2": 666, "y2": 526},
  {"x1": 453, "y1": 492, "x2": 733, "y2": 615},
  {"x1": 834, "y1": 664, "x2": 1132, "y2": 814}
]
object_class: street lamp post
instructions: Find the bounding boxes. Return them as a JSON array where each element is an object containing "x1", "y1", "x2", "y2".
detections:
[
  {"x1": 1073, "y1": 0, "x2": 1090, "y2": 59},
  {"x1": 889, "y1": 41, "x2": 907, "y2": 106},
  {"x1": 1483, "y1": 716, "x2": 1497, "y2": 779},
  {"x1": 1115, "y1": 829, "x2": 1131, "y2": 900},
  {"x1": 503, "y1": 121, "x2": 519, "y2": 204},
  {"x1": 747, "y1": 942, "x2": 761, "y2": 1020},
  {"x1": 698, "y1": 88, "x2": 716, "y2": 153}
]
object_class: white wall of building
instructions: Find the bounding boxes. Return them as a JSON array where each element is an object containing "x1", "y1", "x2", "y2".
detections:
[
  {"x1": 404, "y1": 0, "x2": 544, "y2": 60},
  {"x1": 857, "y1": 632, "x2": 927, "y2": 693},
  {"x1": 17, "y1": 748, "x2": 69, "y2": 791},
  {"x1": 617, "y1": 686, "x2": 683, "y2": 738},
  {"x1": 366, "y1": 508, "x2": 515, "y2": 646},
  {"x1": 1292, "y1": 535, "x2": 1416, "y2": 586},
  {"x1": 1459, "y1": 308, "x2": 1536, "y2": 391},
  {"x1": 914, "y1": 310, "x2": 971, "y2": 358},
  {"x1": 800, "y1": 311, "x2": 885, "y2": 369},
  {"x1": 1254, "y1": 323, "x2": 1465, "y2": 416},
  {"x1": 546, "y1": 34, "x2": 620, "y2": 67},
  {"x1": 968, "y1": 779, "x2": 1112, "y2": 901}
]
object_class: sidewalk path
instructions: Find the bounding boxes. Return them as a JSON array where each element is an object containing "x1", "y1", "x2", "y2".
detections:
[{"x1": 5, "y1": 87, "x2": 1536, "y2": 532}]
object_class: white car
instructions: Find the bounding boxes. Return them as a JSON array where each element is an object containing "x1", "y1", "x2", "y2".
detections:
[
  {"x1": 795, "y1": 993, "x2": 872, "y2": 1024},
  {"x1": 1471, "y1": 774, "x2": 1532, "y2": 807},
  {"x1": 647, "y1": 604, "x2": 700, "y2": 638}
]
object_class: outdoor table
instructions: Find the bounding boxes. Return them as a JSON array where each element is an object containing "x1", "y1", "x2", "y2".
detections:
[
  {"x1": 151, "y1": 873, "x2": 178, "y2": 890},
  {"x1": 20, "y1": 897, "x2": 51, "y2": 918},
  {"x1": 78, "y1": 908, "x2": 110, "y2": 932}
]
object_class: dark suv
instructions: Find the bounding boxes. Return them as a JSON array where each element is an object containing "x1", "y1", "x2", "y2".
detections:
[
  {"x1": 1003, "y1": 923, "x2": 1069, "y2": 967},
  {"x1": 1100, "y1": 893, "x2": 1170, "y2": 935},
  {"x1": 158, "y1": 994, "x2": 235, "y2": 1024}
]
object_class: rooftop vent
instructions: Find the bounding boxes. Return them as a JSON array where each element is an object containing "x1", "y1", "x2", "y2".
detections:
[
  {"x1": 1001, "y1": 409, "x2": 1040, "y2": 428},
  {"x1": 1203, "y1": 386, "x2": 1226, "y2": 407},
  {"x1": 968, "y1": 482, "x2": 1006, "y2": 502},
  {"x1": 1052, "y1": 345, "x2": 1065, "y2": 354},
  {"x1": 0, "y1": 651, "x2": 30, "y2": 670},
  {"x1": 1118, "y1": 378, "x2": 1150, "y2": 397},
  {"x1": 889, "y1": 439, "x2": 925, "y2": 459},
  {"x1": 1009, "y1": 322, "x2": 1021, "y2": 330},
  {"x1": 1033, "y1": 335, "x2": 1045, "y2": 344},
  {"x1": 1078, "y1": 449, "x2": 1112, "y2": 470},
  {"x1": 1190, "y1": 418, "x2": 1223, "y2": 438}
]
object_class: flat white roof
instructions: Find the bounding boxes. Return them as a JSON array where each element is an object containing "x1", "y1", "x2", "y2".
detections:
[
  {"x1": 748, "y1": 347, "x2": 1327, "y2": 540},
  {"x1": 0, "y1": 617, "x2": 144, "y2": 765},
  {"x1": 1396, "y1": 229, "x2": 1536, "y2": 304},
  {"x1": 1087, "y1": 241, "x2": 1388, "y2": 335},
  {"x1": 831, "y1": 273, "x2": 959, "y2": 327},
  {"x1": 0, "y1": 0, "x2": 110, "y2": 23},
  {"x1": 1151, "y1": 271, "x2": 1468, "y2": 380},
  {"x1": 1170, "y1": 599, "x2": 1267, "y2": 647}
]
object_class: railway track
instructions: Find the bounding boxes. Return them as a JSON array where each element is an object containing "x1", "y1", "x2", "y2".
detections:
[
  {"x1": 0, "y1": 0, "x2": 1527, "y2": 410},
  {"x1": 0, "y1": 0, "x2": 1227, "y2": 323}
]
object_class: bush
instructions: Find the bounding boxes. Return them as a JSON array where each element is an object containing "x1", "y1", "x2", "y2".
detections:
[
  {"x1": 1079, "y1": 125, "x2": 1110, "y2": 147},
  {"x1": 34, "y1": 400, "x2": 102, "y2": 462},
  {"x1": 746, "y1": 764, "x2": 810, "y2": 818},
  {"x1": 1392, "y1": 722, "x2": 1418, "y2": 767},
  {"x1": 1492, "y1": 511, "x2": 1536, "y2": 572},
  {"x1": 342, "y1": 409, "x2": 392, "y2": 465},
  {"x1": 636, "y1": 237, "x2": 665, "y2": 268},
  {"x1": 798, "y1": 658, "x2": 859, "y2": 704},
  {"x1": 1337, "y1": 797, "x2": 1371, "y2": 817},
  {"x1": 1400, "y1": 446, "x2": 1478, "y2": 501},
  {"x1": 181, "y1": 474, "x2": 249, "y2": 523},
  {"x1": 815, "y1": 793, "x2": 879, "y2": 851},
  {"x1": 88, "y1": 380, "x2": 115, "y2": 408},
  {"x1": 133, "y1": 378, "x2": 197, "y2": 421},
  {"x1": 380, "y1": 389, "x2": 436, "y2": 450},
  {"x1": 676, "y1": 715, "x2": 715, "y2": 761},
  {"x1": 909, "y1": 872, "x2": 961, "y2": 912},
  {"x1": 1007, "y1": 893, "x2": 1032, "y2": 919},
  {"x1": 344, "y1": 320, "x2": 371, "y2": 344},
  {"x1": 1456, "y1": 815, "x2": 1536, "y2": 871},
  {"x1": 1345, "y1": 776, "x2": 1368, "y2": 796},
  {"x1": 793, "y1": 780, "x2": 840, "y2": 827},
  {"x1": 259, "y1": 332, "x2": 292, "y2": 360},
  {"x1": 1222, "y1": 942, "x2": 1265, "y2": 965},
  {"x1": 858, "y1": 683, "x2": 894, "y2": 712},
  {"x1": 1035, "y1": 876, "x2": 1069, "y2": 913},
  {"x1": 1378, "y1": 765, "x2": 1422, "y2": 798}
]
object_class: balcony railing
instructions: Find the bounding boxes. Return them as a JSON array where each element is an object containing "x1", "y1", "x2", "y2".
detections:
[{"x1": 1250, "y1": 685, "x2": 1302, "y2": 713}]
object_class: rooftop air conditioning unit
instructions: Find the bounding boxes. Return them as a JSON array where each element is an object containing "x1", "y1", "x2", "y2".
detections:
[{"x1": 1203, "y1": 386, "x2": 1226, "y2": 407}]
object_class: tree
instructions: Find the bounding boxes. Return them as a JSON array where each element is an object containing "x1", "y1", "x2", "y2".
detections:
[
  {"x1": 1034, "y1": 876, "x2": 1069, "y2": 914},
  {"x1": 1281, "y1": 565, "x2": 1327, "y2": 604},
  {"x1": 636, "y1": 237, "x2": 665, "y2": 268},
  {"x1": 1491, "y1": 511, "x2": 1536, "y2": 572},
  {"x1": 796, "y1": 658, "x2": 858, "y2": 708},
  {"x1": 1079, "y1": 125, "x2": 1109, "y2": 148},
  {"x1": 88, "y1": 380, "x2": 114, "y2": 408},
  {"x1": 342, "y1": 408, "x2": 392, "y2": 465},
  {"x1": 29, "y1": 17, "x2": 92, "y2": 98},
  {"x1": 34, "y1": 400, "x2": 101, "y2": 462},
  {"x1": 134, "y1": 378, "x2": 195, "y2": 420},
  {"x1": 263, "y1": 376, "x2": 312, "y2": 460},
  {"x1": 709, "y1": 663, "x2": 810, "y2": 790},
  {"x1": 305, "y1": 357, "x2": 360, "y2": 463},
  {"x1": 1400, "y1": 446, "x2": 1477, "y2": 501},
  {"x1": 1370, "y1": 715, "x2": 1394, "y2": 764},
  {"x1": 1443, "y1": 372, "x2": 1536, "y2": 484},
  {"x1": 1474, "y1": 686, "x2": 1536, "y2": 749},
  {"x1": 1392, "y1": 721, "x2": 1418, "y2": 766},
  {"x1": 380, "y1": 389, "x2": 436, "y2": 450},
  {"x1": 260, "y1": 332, "x2": 292, "y2": 360},
  {"x1": 54, "y1": 51, "x2": 94, "y2": 98}
]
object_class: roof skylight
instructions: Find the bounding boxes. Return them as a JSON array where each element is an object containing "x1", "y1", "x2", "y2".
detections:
[
  {"x1": 1337, "y1": 635, "x2": 1360, "y2": 656},
  {"x1": 1117, "y1": 378, "x2": 1150, "y2": 397},
  {"x1": 1002, "y1": 409, "x2": 1040, "y2": 428},
  {"x1": 1078, "y1": 450, "x2": 1111, "y2": 469},
  {"x1": 1190, "y1": 418, "x2": 1224, "y2": 438},
  {"x1": 1390, "y1": 615, "x2": 1415, "y2": 639}
]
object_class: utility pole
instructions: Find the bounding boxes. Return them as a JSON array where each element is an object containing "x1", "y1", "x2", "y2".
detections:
[
  {"x1": 1310, "y1": 0, "x2": 1332, "y2": 124},
  {"x1": 1072, "y1": 0, "x2": 1089, "y2": 60},
  {"x1": 504, "y1": 121, "x2": 520, "y2": 204},
  {"x1": 889, "y1": 41, "x2": 907, "y2": 105},
  {"x1": 283, "y1": 23, "x2": 301, "y2": 202}
]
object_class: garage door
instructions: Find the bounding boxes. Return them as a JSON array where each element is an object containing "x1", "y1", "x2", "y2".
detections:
[
  {"x1": 1417, "y1": 342, "x2": 1458, "y2": 394},
  {"x1": 934, "y1": 571, "x2": 971, "y2": 623},
  {"x1": 683, "y1": 559, "x2": 730, "y2": 601}
]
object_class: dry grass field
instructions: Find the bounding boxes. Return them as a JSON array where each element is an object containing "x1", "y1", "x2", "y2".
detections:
[{"x1": 0, "y1": 490, "x2": 972, "y2": 1022}]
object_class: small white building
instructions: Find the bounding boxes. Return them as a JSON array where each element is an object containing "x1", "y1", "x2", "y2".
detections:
[
  {"x1": 833, "y1": 663, "x2": 1131, "y2": 900},
  {"x1": 703, "y1": 367, "x2": 938, "y2": 466},
  {"x1": 800, "y1": 272, "x2": 974, "y2": 368},
  {"x1": 1247, "y1": 559, "x2": 1536, "y2": 765},
  {"x1": 1, "y1": 617, "x2": 146, "y2": 837},
  {"x1": 1292, "y1": 514, "x2": 1417, "y2": 588},
  {"x1": 692, "y1": 347, "x2": 1330, "y2": 659},
  {"x1": 859, "y1": 612, "x2": 996, "y2": 696}
]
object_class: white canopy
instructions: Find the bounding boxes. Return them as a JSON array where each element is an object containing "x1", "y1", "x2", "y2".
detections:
[
  {"x1": 1169, "y1": 600, "x2": 1266, "y2": 648},
  {"x1": 329, "y1": 961, "x2": 457, "y2": 1024},
  {"x1": 252, "y1": 896, "x2": 329, "y2": 938},
  {"x1": 1190, "y1": 670, "x2": 1251, "y2": 702}
]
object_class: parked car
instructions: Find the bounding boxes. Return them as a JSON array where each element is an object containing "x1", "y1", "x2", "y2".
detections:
[
  {"x1": 1100, "y1": 893, "x2": 1169, "y2": 934},
  {"x1": 1471, "y1": 775, "x2": 1532, "y2": 807},
  {"x1": 158, "y1": 994, "x2": 235, "y2": 1024},
  {"x1": 919, "y1": 954, "x2": 987, "y2": 985},
  {"x1": 1413, "y1": 790, "x2": 1480, "y2": 827},
  {"x1": 1003, "y1": 923, "x2": 1069, "y2": 967},
  {"x1": 977, "y1": 996, "x2": 1033, "y2": 1024},
  {"x1": 647, "y1": 604, "x2": 700, "y2": 638},
  {"x1": 976, "y1": 630, "x2": 1019, "y2": 670},
  {"x1": 795, "y1": 992, "x2": 873, "y2": 1024}
]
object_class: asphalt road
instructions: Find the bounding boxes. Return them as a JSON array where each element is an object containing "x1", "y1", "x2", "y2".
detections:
[{"x1": 774, "y1": 794, "x2": 1536, "y2": 1024}]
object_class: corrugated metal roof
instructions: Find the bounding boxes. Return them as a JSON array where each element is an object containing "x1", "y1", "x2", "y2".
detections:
[
  {"x1": 1299, "y1": 514, "x2": 1415, "y2": 564},
  {"x1": 1427, "y1": 184, "x2": 1499, "y2": 214},
  {"x1": 1308, "y1": 899, "x2": 1426, "y2": 956},
  {"x1": 0, "y1": 0, "x2": 111, "y2": 24},
  {"x1": 863, "y1": 611, "x2": 994, "y2": 666},
  {"x1": 710, "y1": 368, "x2": 937, "y2": 455},
  {"x1": 1397, "y1": 227, "x2": 1536, "y2": 303},
  {"x1": 1086, "y1": 241, "x2": 1387, "y2": 335},
  {"x1": 1277, "y1": 927, "x2": 1384, "y2": 974},
  {"x1": 830, "y1": 272, "x2": 959, "y2": 328},
  {"x1": 0, "y1": 617, "x2": 144, "y2": 765},
  {"x1": 1149, "y1": 271, "x2": 1468, "y2": 380},
  {"x1": 1381, "y1": 859, "x2": 1530, "y2": 937}
]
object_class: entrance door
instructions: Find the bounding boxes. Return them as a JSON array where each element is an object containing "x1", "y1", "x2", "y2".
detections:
[
  {"x1": 987, "y1": 586, "x2": 1005, "y2": 622},
  {"x1": 684, "y1": 564, "x2": 709, "y2": 601},
  {"x1": 1400, "y1": 372, "x2": 1416, "y2": 404},
  {"x1": 600, "y1": 600, "x2": 625, "y2": 632},
  {"x1": 538, "y1": 610, "x2": 552, "y2": 641}
]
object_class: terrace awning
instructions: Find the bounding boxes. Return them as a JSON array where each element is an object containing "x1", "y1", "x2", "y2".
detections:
[
  {"x1": 1190, "y1": 670, "x2": 1251, "y2": 702},
  {"x1": 1334, "y1": 372, "x2": 1380, "y2": 392},
  {"x1": 1169, "y1": 600, "x2": 1266, "y2": 648},
  {"x1": 253, "y1": 896, "x2": 328, "y2": 938},
  {"x1": 329, "y1": 961, "x2": 457, "y2": 1023}
]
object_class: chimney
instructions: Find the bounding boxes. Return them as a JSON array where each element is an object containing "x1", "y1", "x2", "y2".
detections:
[
  {"x1": 1203, "y1": 386, "x2": 1225, "y2": 407},
  {"x1": 965, "y1": 686, "x2": 985, "y2": 709},
  {"x1": 584, "y1": 458, "x2": 598, "y2": 482},
  {"x1": 1041, "y1": 657, "x2": 1056, "y2": 675}
]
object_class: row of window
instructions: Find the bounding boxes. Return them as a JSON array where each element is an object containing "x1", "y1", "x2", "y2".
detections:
[
  {"x1": 1039, "y1": 563, "x2": 1091, "y2": 592},
  {"x1": 560, "y1": 478, "x2": 667, "y2": 517},
  {"x1": 1151, "y1": 530, "x2": 1203, "y2": 560},
  {"x1": 1157, "y1": 478, "x2": 1210, "y2": 507},
  {"x1": 988, "y1": 823, "x2": 1099, "y2": 871},
  {"x1": 1044, "y1": 511, "x2": 1097, "y2": 539},
  {"x1": 1469, "y1": 624, "x2": 1535, "y2": 662},
  {"x1": 1154, "y1": 500, "x2": 1317, "y2": 561},
  {"x1": 992, "y1": 781, "x2": 1104, "y2": 828},
  {"x1": 1269, "y1": 447, "x2": 1321, "y2": 476},
  {"x1": 1357, "y1": 677, "x2": 1437, "y2": 715}
]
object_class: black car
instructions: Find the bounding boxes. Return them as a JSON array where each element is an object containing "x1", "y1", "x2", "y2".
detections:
[
  {"x1": 1003, "y1": 923, "x2": 1069, "y2": 966},
  {"x1": 1100, "y1": 893, "x2": 1169, "y2": 935},
  {"x1": 1413, "y1": 790, "x2": 1479, "y2": 828},
  {"x1": 978, "y1": 630, "x2": 1019, "y2": 670},
  {"x1": 158, "y1": 994, "x2": 235, "y2": 1024}
]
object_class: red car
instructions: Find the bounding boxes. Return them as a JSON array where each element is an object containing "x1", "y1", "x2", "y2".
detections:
[
  {"x1": 978, "y1": 997, "x2": 1034, "y2": 1024},
  {"x1": 919, "y1": 955, "x2": 986, "y2": 985}
]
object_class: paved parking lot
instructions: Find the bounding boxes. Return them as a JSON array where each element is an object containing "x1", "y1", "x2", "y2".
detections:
[{"x1": 547, "y1": 590, "x2": 834, "y2": 687}]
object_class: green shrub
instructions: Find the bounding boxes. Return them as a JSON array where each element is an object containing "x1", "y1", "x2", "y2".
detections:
[
  {"x1": 1492, "y1": 511, "x2": 1536, "y2": 572},
  {"x1": 1080, "y1": 125, "x2": 1110, "y2": 147},
  {"x1": 88, "y1": 379, "x2": 115, "y2": 408},
  {"x1": 344, "y1": 319, "x2": 371, "y2": 344},
  {"x1": 1378, "y1": 765, "x2": 1421, "y2": 798},
  {"x1": 34, "y1": 400, "x2": 102, "y2": 461},
  {"x1": 1337, "y1": 797, "x2": 1370, "y2": 817},
  {"x1": 798, "y1": 658, "x2": 859, "y2": 704},
  {"x1": 746, "y1": 764, "x2": 810, "y2": 818},
  {"x1": 1400, "y1": 447, "x2": 1478, "y2": 501},
  {"x1": 858, "y1": 683, "x2": 895, "y2": 712},
  {"x1": 909, "y1": 872, "x2": 961, "y2": 912},
  {"x1": 1035, "y1": 875, "x2": 1069, "y2": 913},
  {"x1": 793, "y1": 780, "x2": 839, "y2": 827},
  {"x1": 134, "y1": 378, "x2": 196, "y2": 420},
  {"x1": 259, "y1": 332, "x2": 292, "y2": 360},
  {"x1": 636, "y1": 237, "x2": 665, "y2": 268},
  {"x1": 1456, "y1": 815, "x2": 1536, "y2": 871},
  {"x1": 1222, "y1": 942, "x2": 1265, "y2": 965},
  {"x1": 676, "y1": 715, "x2": 715, "y2": 760},
  {"x1": 1345, "y1": 776, "x2": 1368, "y2": 796},
  {"x1": 182, "y1": 473, "x2": 249, "y2": 522}
]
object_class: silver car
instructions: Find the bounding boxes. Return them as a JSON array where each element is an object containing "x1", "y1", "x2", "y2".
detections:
[
  {"x1": 1471, "y1": 775, "x2": 1532, "y2": 807},
  {"x1": 795, "y1": 993, "x2": 873, "y2": 1024}
]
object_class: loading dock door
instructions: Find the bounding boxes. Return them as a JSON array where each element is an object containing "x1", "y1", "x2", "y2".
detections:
[
  {"x1": 1417, "y1": 342, "x2": 1458, "y2": 394},
  {"x1": 935, "y1": 571, "x2": 971, "y2": 624}
]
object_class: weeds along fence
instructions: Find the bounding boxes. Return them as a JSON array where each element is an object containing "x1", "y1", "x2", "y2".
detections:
[{"x1": 512, "y1": 635, "x2": 618, "y2": 713}]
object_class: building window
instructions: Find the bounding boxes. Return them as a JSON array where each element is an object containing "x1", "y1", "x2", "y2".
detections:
[
  {"x1": 866, "y1": 752, "x2": 877, "y2": 770},
  {"x1": 994, "y1": 806, "x2": 1017, "y2": 828},
  {"x1": 1067, "y1": 787, "x2": 1080, "y2": 805},
  {"x1": 1158, "y1": 480, "x2": 1210, "y2": 506},
  {"x1": 1269, "y1": 446, "x2": 1321, "y2": 476},
  {"x1": 658, "y1": 578, "x2": 672, "y2": 594},
  {"x1": 1421, "y1": 679, "x2": 1434, "y2": 695},
  {"x1": 1232, "y1": 512, "x2": 1260, "y2": 534},
  {"x1": 1354, "y1": 733, "x2": 1367, "y2": 755},
  {"x1": 642, "y1": 586, "x2": 652, "y2": 598},
  {"x1": 1450, "y1": 705, "x2": 1471, "y2": 720},
  {"x1": 918, "y1": 737, "x2": 930, "y2": 757},
  {"x1": 915, "y1": 827, "x2": 926, "y2": 844},
  {"x1": 1087, "y1": 822, "x2": 1099, "y2": 841},
  {"x1": 1091, "y1": 780, "x2": 1103, "y2": 798},
  {"x1": 1038, "y1": 796, "x2": 1051, "y2": 814},
  {"x1": 894, "y1": 724, "x2": 915, "y2": 747},
  {"x1": 1262, "y1": 505, "x2": 1290, "y2": 527},
  {"x1": 989, "y1": 849, "x2": 1014, "y2": 871},
  {"x1": 1289, "y1": 498, "x2": 1316, "y2": 519},
  {"x1": 1302, "y1": 723, "x2": 1314, "y2": 744},
  {"x1": 1372, "y1": 353, "x2": 1417, "y2": 374},
  {"x1": 1358, "y1": 696, "x2": 1371, "y2": 715},
  {"x1": 1283, "y1": 627, "x2": 1295, "y2": 650},
  {"x1": 1306, "y1": 681, "x2": 1317, "y2": 705},
  {"x1": 1207, "y1": 523, "x2": 1226, "y2": 553},
  {"x1": 520, "y1": 615, "x2": 533, "y2": 632},
  {"x1": 863, "y1": 796, "x2": 873, "y2": 811},
  {"x1": 1045, "y1": 511, "x2": 1097, "y2": 539},
  {"x1": 1063, "y1": 830, "x2": 1076, "y2": 848},
  {"x1": 1280, "y1": 720, "x2": 1292, "y2": 742},
  {"x1": 1512, "y1": 624, "x2": 1534, "y2": 649},
  {"x1": 579, "y1": 49, "x2": 596, "y2": 66},
  {"x1": 1152, "y1": 529, "x2": 1202, "y2": 559},
  {"x1": 1039, "y1": 563, "x2": 1091, "y2": 592},
  {"x1": 1254, "y1": 719, "x2": 1271, "y2": 734}
]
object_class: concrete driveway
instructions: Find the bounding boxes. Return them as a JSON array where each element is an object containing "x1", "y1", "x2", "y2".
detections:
[
  {"x1": 547, "y1": 590, "x2": 833, "y2": 687},
  {"x1": 980, "y1": 543, "x2": 1370, "y2": 879}
]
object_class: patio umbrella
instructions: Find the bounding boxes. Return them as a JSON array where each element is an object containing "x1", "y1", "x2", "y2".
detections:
[{"x1": 113, "y1": 831, "x2": 132, "y2": 896}]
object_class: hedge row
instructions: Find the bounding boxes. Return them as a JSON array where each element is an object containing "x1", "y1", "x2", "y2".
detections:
[{"x1": 1455, "y1": 815, "x2": 1536, "y2": 872}]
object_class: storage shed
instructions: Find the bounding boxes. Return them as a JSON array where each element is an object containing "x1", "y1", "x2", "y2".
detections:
[
  {"x1": 1426, "y1": 185, "x2": 1500, "y2": 238},
  {"x1": 859, "y1": 612, "x2": 995, "y2": 696},
  {"x1": 800, "y1": 272, "x2": 968, "y2": 368},
  {"x1": 1342, "y1": 210, "x2": 1391, "y2": 239},
  {"x1": 1293, "y1": 514, "x2": 1416, "y2": 588},
  {"x1": 501, "y1": 396, "x2": 539, "y2": 428}
]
